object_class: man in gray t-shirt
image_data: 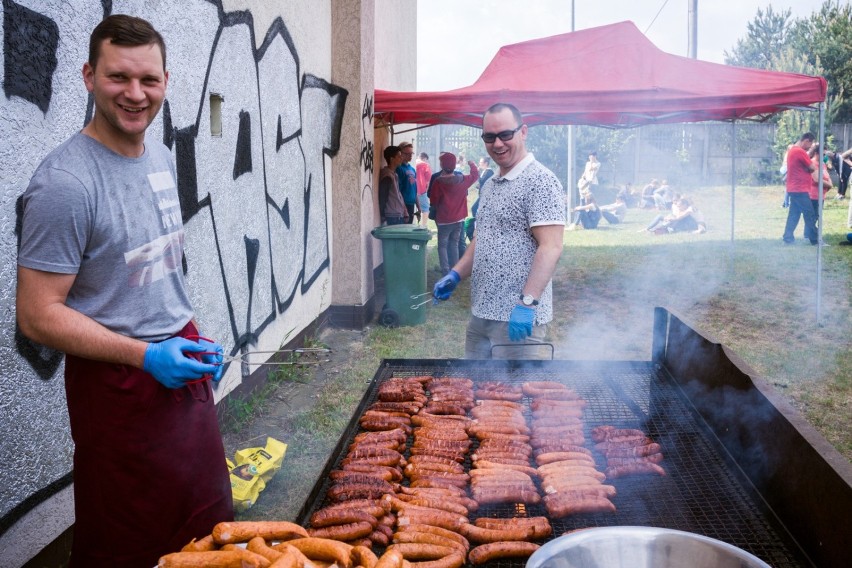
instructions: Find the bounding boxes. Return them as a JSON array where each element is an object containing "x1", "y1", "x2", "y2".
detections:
[
  {"x1": 16, "y1": 15, "x2": 232, "y2": 567},
  {"x1": 433, "y1": 103, "x2": 565, "y2": 359}
]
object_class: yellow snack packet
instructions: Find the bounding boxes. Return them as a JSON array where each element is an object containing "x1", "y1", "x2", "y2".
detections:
[{"x1": 227, "y1": 437, "x2": 287, "y2": 512}]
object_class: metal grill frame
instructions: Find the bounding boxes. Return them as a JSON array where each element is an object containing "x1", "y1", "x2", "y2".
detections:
[
  {"x1": 295, "y1": 308, "x2": 852, "y2": 568},
  {"x1": 295, "y1": 358, "x2": 809, "y2": 567}
]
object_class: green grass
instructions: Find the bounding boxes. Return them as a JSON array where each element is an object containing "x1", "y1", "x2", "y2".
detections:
[
  {"x1": 368, "y1": 184, "x2": 852, "y2": 461},
  {"x1": 230, "y1": 182, "x2": 850, "y2": 524}
]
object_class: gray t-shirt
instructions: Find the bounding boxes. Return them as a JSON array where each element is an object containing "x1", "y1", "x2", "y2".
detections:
[
  {"x1": 472, "y1": 154, "x2": 565, "y2": 324},
  {"x1": 19, "y1": 133, "x2": 194, "y2": 341}
]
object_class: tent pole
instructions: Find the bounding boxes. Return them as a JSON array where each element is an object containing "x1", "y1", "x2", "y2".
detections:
[
  {"x1": 817, "y1": 101, "x2": 826, "y2": 324},
  {"x1": 730, "y1": 121, "x2": 736, "y2": 246}
]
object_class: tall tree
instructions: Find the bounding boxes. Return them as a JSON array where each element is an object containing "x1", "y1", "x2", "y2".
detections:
[
  {"x1": 788, "y1": 1, "x2": 852, "y2": 122},
  {"x1": 724, "y1": 6, "x2": 792, "y2": 69}
]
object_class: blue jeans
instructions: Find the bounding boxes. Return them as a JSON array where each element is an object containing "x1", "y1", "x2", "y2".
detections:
[
  {"x1": 783, "y1": 192, "x2": 817, "y2": 244},
  {"x1": 437, "y1": 221, "x2": 463, "y2": 274},
  {"x1": 386, "y1": 216, "x2": 405, "y2": 225}
]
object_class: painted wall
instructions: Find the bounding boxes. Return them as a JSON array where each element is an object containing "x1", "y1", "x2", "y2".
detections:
[{"x1": 0, "y1": 0, "x2": 412, "y2": 565}]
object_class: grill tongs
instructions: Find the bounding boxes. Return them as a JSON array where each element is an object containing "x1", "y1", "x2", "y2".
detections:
[{"x1": 221, "y1": 347, "x2": 330, "y2": 366}]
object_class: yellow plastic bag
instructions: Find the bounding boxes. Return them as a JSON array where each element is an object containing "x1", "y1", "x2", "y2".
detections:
[{"x1": 227, "y1": 436, "x2": 287, "y2": 512}]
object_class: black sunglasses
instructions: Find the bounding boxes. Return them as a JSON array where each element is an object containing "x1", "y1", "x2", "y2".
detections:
[{"x1": 481, "y1": 124, "x2": 524, "y2": 144}]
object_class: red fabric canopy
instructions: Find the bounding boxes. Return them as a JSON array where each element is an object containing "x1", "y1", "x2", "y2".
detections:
[{"x1": 375, "y1": 21, "x2": 826, "y2": 128}]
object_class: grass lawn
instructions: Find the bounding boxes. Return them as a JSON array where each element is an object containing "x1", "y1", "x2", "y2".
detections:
[
  {"x1": 388, "y1": 182, "x2": 851, "y2": 459},
  {"x1": 224, "y1": 182, "x2": 851, "y2": 522}
]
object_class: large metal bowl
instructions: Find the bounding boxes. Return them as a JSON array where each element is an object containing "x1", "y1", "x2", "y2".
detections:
[{"x1": 526, "y1": 526, "x2": 772, "y2": 568}]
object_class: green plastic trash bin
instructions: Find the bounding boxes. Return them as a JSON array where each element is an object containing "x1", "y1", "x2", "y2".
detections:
[{"x1": 370, "y1": 225, "x2": 431, "y2": 327}]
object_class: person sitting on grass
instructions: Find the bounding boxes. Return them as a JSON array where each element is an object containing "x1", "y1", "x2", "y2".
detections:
[
  {"x1": 641, "y1": 195, "x2": 696, "y2": 233},
  {"x1": 640, "y1": 179, "x2": 659, "y2": 209},
  {"x1": 568, "y1": 185, "x2": 601, "y2": 230},
  {"x1": 600, "y1": 194, "x2": 628, "y2": 225}
]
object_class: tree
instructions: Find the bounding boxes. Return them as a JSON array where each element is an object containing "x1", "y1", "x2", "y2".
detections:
[
  {"x1": 788, "y1": 1, "x2": 852, "y2": 122},
  {"x1": 770, "y1": 46, "x2": 833, "y2": 162},
  {"x1": 724, "y1": 6, "x2": 792, "y2": 69}
]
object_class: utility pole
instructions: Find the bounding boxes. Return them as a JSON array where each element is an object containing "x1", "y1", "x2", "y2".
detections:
[
  {"x1": 566, "y1": 0, "x2": 577, "y2": 218},
  {"x1": 688, "y1": 0, "x2": 698, "y2": 59}
]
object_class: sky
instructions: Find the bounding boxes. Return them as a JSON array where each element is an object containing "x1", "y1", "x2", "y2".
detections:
[{"x1": 417, "y1": 0, "x2": 838, "y2": 91}]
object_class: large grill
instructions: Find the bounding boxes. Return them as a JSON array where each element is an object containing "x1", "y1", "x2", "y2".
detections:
[{"x1": 296, "y1": 309, "x2": 851, "y2": 568}]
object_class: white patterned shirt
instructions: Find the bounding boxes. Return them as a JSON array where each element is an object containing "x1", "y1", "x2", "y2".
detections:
[{"x1": 471, "y1": 154, "x2": 564, "y2": 324}]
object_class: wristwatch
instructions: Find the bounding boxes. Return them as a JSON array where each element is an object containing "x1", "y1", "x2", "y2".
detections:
[{"x1": 520, "y1": 294, "x2": 539, "y2": 306}]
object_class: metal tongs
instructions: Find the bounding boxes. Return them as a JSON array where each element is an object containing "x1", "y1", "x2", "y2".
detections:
[
  {"x1": 184, "y1": 334, "x2": 330, "y2": 384},
  {"x1": 220, "y1": 347, "x2": 330, "y2": 365},
  {"x1": 410, "y1": 291, "x2": 433, "y2": 310}
]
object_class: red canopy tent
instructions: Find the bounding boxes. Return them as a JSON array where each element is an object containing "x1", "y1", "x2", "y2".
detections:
[
  {"x1": 374, "y1": 21, "x2": 826, "y2": 128},
  {"x1": 375, "y1": 21, "x2": 830, "y2": 320}
]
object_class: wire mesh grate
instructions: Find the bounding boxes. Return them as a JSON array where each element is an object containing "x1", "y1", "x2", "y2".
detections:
[{"x1": 297, "y1": 359, "x2": 810, "y2": 568}]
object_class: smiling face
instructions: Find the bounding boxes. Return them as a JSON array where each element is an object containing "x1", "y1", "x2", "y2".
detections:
[
  {"x1": 82, "y1": 40, "x2": 168, "y2": 157},
  {"x1": 482, "y1": 107, "x2": 527, "y2": 176}
]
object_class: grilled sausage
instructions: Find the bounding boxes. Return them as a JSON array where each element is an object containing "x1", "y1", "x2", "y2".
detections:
[
  {"x1": 212, "y1": 521, "x2": 309, "y2": 544},
  {"x1": 351, "y1": 545, "x2": 379, "y2": 568},
  {"x1": 543, "y1": 494, "x2": 616, "y2": 517},
  {"x1": 308, "y1": 521, "x2": 374, "y2": 540},
  {"x1": 605, "y1": 462, "x2": 666, "y2": 477},
  {"x1": 468, "y1": 542, "x2": 541, "y2": 565},
  {"x1": 286, "y1": 537, "x2": 354, "y2": 568},
  {"x1": 392, "y1": 530, "x2": 468, "y2": 553},
  {"x1": 158, "y1": 550, "x2": 269, "y2": 568},
  {"x1": 386, "y1": 543, "x2": 458, "y2": 561}
]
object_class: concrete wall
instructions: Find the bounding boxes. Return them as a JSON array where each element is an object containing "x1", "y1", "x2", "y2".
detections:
[{"x1": 0, "y1": 0, "x2": 411, "y2": 565}]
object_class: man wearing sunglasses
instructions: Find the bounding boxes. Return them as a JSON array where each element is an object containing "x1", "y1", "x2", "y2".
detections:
[{"x1": 433, "y1": 103, "x2": 565, "y2": 359}]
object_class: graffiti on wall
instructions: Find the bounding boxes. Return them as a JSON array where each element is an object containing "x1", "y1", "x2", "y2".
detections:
[
  {"x1": 5, "y1": 0, "x2": 347, "y2": 371},
  {"x1": 0, "y1": 0, "x2": 347, "y2": 525},
  {"x1": 360, "y1": 94, "x2": 374, "y2": 174}
]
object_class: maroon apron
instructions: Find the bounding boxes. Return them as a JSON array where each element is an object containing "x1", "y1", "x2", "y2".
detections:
[{"x1": 65, "y1": 322, "x2": 233, "y2": 568}]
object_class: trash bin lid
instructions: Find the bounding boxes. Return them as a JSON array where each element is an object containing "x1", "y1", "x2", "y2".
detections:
[{"x1": 370, "y1": 225, "x2": 432, "y2": 242}]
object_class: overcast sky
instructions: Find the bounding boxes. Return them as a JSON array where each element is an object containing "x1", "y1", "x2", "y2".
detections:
[{"x1": 417, "y1": 0, "x2": 837, "y2": 91}]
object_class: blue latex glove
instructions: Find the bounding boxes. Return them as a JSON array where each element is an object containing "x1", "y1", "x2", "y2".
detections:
[
  {"x1": 198, "y1": 336, "x2": 225, "y2": 383},
  {"x1": 508, "y1": 304, "x2": 536, "y2": 342},
  {"x1": 433, "y1": 270, "x2": 461, "y2": 302},
  {"x1": 143, "y1": 337, "x2": 219, "y2": 389}
]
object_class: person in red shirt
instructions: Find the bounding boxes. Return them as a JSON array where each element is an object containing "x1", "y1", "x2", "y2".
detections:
[
  {"x1": 428, "y1": 152, "x2": 478, "y2": 275},
  {"x1": 782, "y1": 132, "x2": 819, "y2": 245},
  {"x1": 415, "y1": 152, "x2": 432, "y2": 227},
  {"x1": 806, "y1": 145, "x2": 833, "y2": 244}
]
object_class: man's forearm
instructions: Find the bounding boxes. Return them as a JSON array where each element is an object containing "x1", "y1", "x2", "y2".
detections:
[
  {"x1": 20, "y1": 302, "x2": 148, "y2": 368},
  {"x1": 523, "y1": 225, "x2": 564, "y2": 298},
  {"x1": 452, "y1": 237, "x2": 475, "y2": 280}
]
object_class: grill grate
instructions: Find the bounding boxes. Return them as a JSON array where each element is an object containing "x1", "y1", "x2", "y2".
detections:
[{"x1": 297, "y1": 359, "x2": 811, "y2": 568}]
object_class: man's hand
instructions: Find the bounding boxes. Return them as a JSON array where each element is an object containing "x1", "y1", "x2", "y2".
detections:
[
  {"x1": 508, "y1": 305, "x2": 536, "y2": 342},
  {"x1": 197, "y1": 336, "x2": 225, "y2": 383},
  {"x1": 143, "y1": 337, "x2": 220, "y2": 389},
  {"x1": 433, "y1": 270, "x2": 460, "y2": 301}
]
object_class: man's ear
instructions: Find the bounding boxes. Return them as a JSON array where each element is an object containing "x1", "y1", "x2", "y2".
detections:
[{"x1": 82, "y1": 62, "x2": 95, "y2": 93}]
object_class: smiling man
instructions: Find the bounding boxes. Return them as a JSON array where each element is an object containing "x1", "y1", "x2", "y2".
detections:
[
  {"x1": 16, "y1": 15, "x2": 232, "y2": 567},
  {"x1": 433, "y1": 103, "x2": 565, "y2": 359}
]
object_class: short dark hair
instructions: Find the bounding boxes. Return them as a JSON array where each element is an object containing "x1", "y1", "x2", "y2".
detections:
[
  {"x1": 483, "y1": 103, "x2": 523, "y2": 127},
  {"x1": 384, "y1": 145, "x2": 401, "y2": 163},
  {"x1": 800, "y1": 132, "x2": 816, "y2": 142},
  {"x1": 89, "y1": 14, "x2": 167, "y2": 70},
  {"x1": 419, "y1": 152, "x2": 429, "y2": 160}
]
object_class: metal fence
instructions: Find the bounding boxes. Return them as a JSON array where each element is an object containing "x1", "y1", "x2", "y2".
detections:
[{"x1": 416, "y1": 122, "x2": 852, "y2": 189}]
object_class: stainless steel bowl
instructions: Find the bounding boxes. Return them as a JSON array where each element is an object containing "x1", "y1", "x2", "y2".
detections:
[{"x1": 526, "y1": 526, "x2": 772, "y2": 568}]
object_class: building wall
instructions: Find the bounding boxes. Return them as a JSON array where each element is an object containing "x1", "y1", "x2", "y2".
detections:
[{"x1": 0, "y1": 1, "x2": 410, "y2": 565}]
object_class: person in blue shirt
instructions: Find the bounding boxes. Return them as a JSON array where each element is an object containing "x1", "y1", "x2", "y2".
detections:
[{"x1": 396, "y1": 142, "x2": 418, "y2": 223}]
